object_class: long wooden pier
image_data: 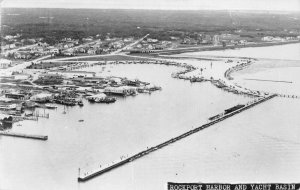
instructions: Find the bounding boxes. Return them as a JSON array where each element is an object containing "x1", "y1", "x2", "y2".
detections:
[
  {"x1": 0, "y1": 131, "x2": 48, "y2": 140},
  {"x1": 78, "y1": 94, "x2": 277, "y2": 182}
]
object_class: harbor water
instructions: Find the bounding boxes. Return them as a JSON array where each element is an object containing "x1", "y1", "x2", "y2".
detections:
[
  {"x1": 0, "y1": 64, "x2": 250, "y2": 190},
  {"x1": 1, "y1": 43, "x2": 300, "y2": 190}
]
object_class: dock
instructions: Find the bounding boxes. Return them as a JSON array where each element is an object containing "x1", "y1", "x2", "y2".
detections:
[
  {"x1": 0, "y1": 131, "x2": 48, "y2": 140},
  {"x1": 78, "y1": 94, "x2": 277, "y2": 182}
]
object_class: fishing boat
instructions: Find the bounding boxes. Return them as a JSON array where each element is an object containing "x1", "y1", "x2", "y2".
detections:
[
  {"x1": 98, "y1": 97, "x2": 116, "y2": 104},
  {"x1": 87, "y1": 94, "x2": 117, "y2": 104}
]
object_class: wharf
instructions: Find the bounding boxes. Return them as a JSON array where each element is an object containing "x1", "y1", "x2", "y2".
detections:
[
  {"x1": 78, "y1": 94, "x2": 277, "y2": 182},
  {"x1": 0, "y1": 131, "x2": 48, "y2": 140}
]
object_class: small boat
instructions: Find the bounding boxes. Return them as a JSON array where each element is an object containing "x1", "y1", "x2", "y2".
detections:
[
  {"x1": 45, "y1": 104, "x2": 57, "y2": 109},
  {"x1": 98, "y1": 97, "x2": 116, "y2": 104},
  {"x1": 78, "y1": 119, "x2": 84, "y2": 122},
  {"x1": 78, "y1": 100, "x2": 84, "y2": 106},
  {"x1": 87, "y1": 98, "x2": 96, "y2": 103},
  {"x1": 25, "y1": 112, "x2": 33, "y2": 117}
]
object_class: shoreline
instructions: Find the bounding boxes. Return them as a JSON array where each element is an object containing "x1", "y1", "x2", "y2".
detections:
[{"x1": 145, "y1": 40, "x2": 300, "y2": 55}]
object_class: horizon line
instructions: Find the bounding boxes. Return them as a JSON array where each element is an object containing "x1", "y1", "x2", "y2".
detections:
[{"x1": 1, "y1": 7, "x2": 300, "y2": 13}]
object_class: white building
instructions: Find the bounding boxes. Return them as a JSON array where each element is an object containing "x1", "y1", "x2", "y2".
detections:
[
  {"x1": 261, "y1": 36, "x2": 273, "y2": 41},
  {"x1": 0, "y1": 59, "x2": 12, "y2": 69},
  {"x1": 13, "y1": 73, "x2": 31, "y2": 80},
  {"x1": 49, "y1": 48, "x2": 59, "y2": 54},
  {"x1": 213, "y1": 35, "x2": 220, "y2": 46}
]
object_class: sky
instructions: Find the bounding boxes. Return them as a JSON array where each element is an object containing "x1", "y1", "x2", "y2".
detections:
[{"x1": 1, "y1": 0, "x2": 300, "y2": 11}]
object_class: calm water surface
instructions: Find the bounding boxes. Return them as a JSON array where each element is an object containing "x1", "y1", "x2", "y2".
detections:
[
  {"x1": 0, "y1": 64, "x2": 250, "y2": 190},
  {"x1": 1, "y1": 43, "x2": 300, "y2": 190},
  {"x1": 179, "y1": 43, "x2": 300, "y2": 60}
]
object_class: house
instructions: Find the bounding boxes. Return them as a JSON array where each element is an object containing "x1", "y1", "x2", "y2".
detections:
[
  {"x1": 27, "y1": 39, "x2": 36, "y2": 43},
  {"x1": 8, "y1": 44, "x2": 16, "y2": 49},
  {"x1": 0, "y1": 59, "x2": 12, "y2": 69},
  {"x1": 62, "y1": 49, "x2": 74, "y2": 56},
  {"x1": 170, "y1": 36, "x2": 180, "y2": 41},
  {"x1": 239, "y1": 40, "x2": 247, "y2": 45},
  {"x1": 4, "y1": 35, "x2": 15, "y2": 40},
  {"x1": 262, "y1": 36, "x2": 273, "y2": 41},
  {"x1": 14, "y1": 52, "x2": 32, "y2": 59},
  {"x1": 82, "y1": 37, "x2": 93, "y2": 42},
  {"x1": 213, "y1": 35, "x2": 220, "y2": 46},
  {"x1": 13, "y1": 73, "x2": 31, "y2": 80},
  {"x1": 147, "y1": 44, "x2": 154, "y2": 50},
  {"x1": 136, "y1": 44, "x2": 142, "y2": 48},
  {"x1": 87, "y1": 49, "x2": 96, "y2": 55},
  {"x1": 124, "y1": 37, "x2": 134, "y2": 42},
  {"x1": 49, "y1": 48, "x2": 59, "y2": 54},
  {"x1": 147, "y1": 38, "x2": 159, "y2": 43}
]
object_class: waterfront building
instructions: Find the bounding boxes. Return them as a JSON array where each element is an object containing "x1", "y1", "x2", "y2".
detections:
[
  {"x1": 30, "y1": 93, "x2": 53, "y2": 102},
  {"x1": 5, "y1": 93, "x2": 29, "y2": 100},
  {"x1": 48, "y1": 71, "x2": 96, "y2": 78}
]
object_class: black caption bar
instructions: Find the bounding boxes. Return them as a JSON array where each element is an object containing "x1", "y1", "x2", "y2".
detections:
[{"x1": 168, "y1": 183, "x2": 300, "y2": 190}]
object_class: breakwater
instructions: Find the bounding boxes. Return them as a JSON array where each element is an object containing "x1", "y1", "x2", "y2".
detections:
[
  {"x1": 0, "y1": 131, "x2": 48, "y2": 140},
  {"x1": 78, "y1": 94, "x2": 277, "y2": 182}
]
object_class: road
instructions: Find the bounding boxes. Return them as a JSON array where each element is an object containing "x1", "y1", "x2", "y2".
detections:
[{"x1": 111, "y1": 34, "x2": 149, "y2": 54}]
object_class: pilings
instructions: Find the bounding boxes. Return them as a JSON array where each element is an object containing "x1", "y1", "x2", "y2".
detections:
[
  {"x1": 277, "y1": 94, "x2": 300, "y2": 99},
  {"x1": 78, "y1": 94, "x2": 277, "y2": 182},
  {"x1": 0, "y1": 131, "x2": 48, "y2": 140}
]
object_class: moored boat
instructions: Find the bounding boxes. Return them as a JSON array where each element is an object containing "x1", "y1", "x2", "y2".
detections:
[
  {"x1": 78, "y1": 100, "x2": 84, "y2": 106},
  {"x1": 45, "y1": 104, "x2": 57, "y2": 109},
  {"x1": 97, "y1": 97, "x2": 116, "y2": 104}
]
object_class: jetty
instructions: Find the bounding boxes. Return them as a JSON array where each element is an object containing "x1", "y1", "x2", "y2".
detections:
[
  {"x1": 78, "y1": 94, "x2": 277, "y2": 182},
  {"x1": 244, "y1": 78, "x2": 293, "y2": 83},
  {"x1": 0, "y1": 131, "x2": 48, "y2": 140}
]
